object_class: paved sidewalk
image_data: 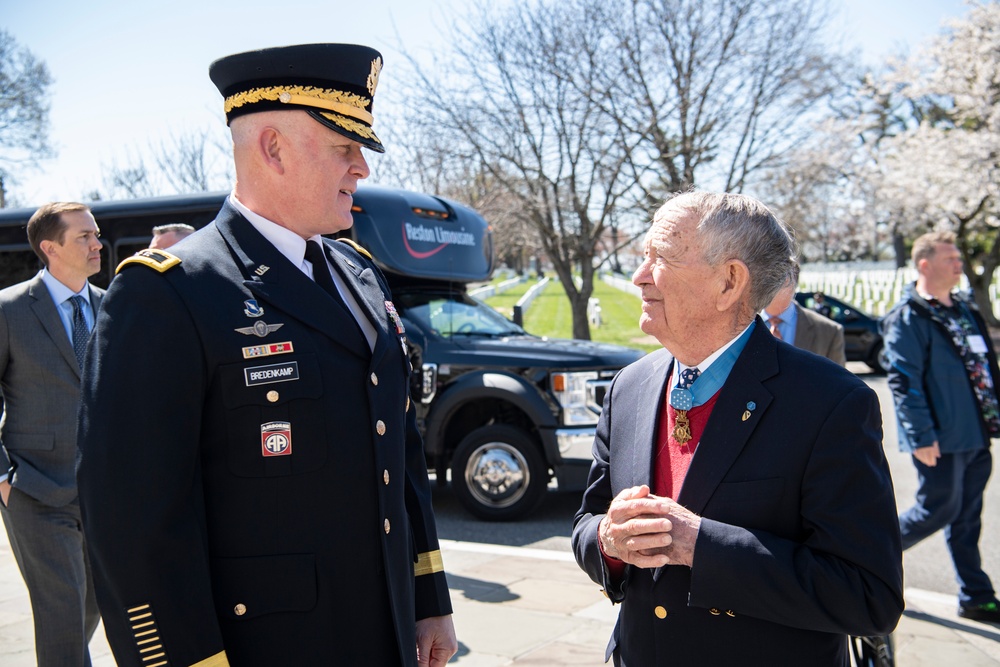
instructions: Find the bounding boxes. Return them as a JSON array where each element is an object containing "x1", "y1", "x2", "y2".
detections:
[{"x1": 2, "y1": 529, "x2": 999, "y2": 665}]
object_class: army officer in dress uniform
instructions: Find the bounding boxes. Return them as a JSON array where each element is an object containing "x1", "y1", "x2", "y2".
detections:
[{"x1": 77, "y1": 44, "x2": 457, "y2": 667}]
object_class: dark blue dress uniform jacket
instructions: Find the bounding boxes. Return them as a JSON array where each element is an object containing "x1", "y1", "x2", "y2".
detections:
[
  {"x1": 77, "y1": 202, "x2": 452, "y2": 667},
  {"x1": 572, "y1": 322, "x2": 904, "y2": 666}
]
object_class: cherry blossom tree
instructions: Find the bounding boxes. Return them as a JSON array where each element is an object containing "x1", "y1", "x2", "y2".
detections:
[{"x1": 872, "y1": 1, "x2": 1000, "y2": 322}]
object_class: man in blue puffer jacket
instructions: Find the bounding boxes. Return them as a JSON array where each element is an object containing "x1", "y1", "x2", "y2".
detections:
[{"x1": 883, "y1": 230, "x2": 1000, "y2": 623}]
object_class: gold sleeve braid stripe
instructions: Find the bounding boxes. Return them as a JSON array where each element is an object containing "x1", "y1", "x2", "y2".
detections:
[
  {"x1": 126, "y1": 603, "x2": 169, "y2": 666},
  {"x1": 414, "y1": 549, "x2": 445, "y2": 577},
  {"x1": 190, "y1": 651, "x2": 231, "y2": 667},
  {"x1": 224, "y1": 85, "x2": 373, "y2": 125}
]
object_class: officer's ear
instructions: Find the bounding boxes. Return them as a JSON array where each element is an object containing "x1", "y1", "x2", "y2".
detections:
[{"x1": 258, "y1": 126, "x2": 285, "y2": 175}]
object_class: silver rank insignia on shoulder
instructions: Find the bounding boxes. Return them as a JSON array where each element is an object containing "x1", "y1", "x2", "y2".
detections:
[
  {"x1": 235, "y1": 321, "x2": 284, "y2": 338},
  {"x1": 244, "y1": 299, "x2": 264, "y2": 318}
]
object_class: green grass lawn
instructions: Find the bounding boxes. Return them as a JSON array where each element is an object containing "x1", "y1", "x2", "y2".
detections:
[
  {"x1": 483, "y1": 280, "x2": 534, "y2": 320},
  {"x1": 485, "y1": 277, "x2": 659, "y2": 353}
]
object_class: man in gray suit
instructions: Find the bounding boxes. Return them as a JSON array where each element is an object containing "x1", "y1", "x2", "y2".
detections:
[
  {"x1": 0, "y1": 202, "x2": 104, "y2": 665},
  {"x1": 763, "y1": 266, "x2": 846, "y2": 366}
]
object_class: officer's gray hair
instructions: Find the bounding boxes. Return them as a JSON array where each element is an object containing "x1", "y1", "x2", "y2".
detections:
[{"x1": 663, "y1": 191, "x2": 798, "y2": 314}]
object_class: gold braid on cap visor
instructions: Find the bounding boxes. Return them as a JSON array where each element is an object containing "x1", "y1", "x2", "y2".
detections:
[{"x1": 224, "y1": 85, "x2": 379, "y2": 141}]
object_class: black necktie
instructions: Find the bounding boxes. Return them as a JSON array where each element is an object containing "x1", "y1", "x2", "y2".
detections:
[
  {"x1": 69, "y1": 295, "x2": 90, "y2": 368},
  {"x1": 304, "y1": 241, "x2": 368, "y2": 349}
]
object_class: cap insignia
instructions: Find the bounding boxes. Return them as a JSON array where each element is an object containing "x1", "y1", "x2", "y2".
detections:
[{"x1": 367, "y1": 57, "x2": 382, "y2": 96}]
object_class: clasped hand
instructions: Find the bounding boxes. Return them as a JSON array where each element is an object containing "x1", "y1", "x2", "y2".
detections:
[{"x1": 598, "y1": 485, "x2": 701, "y2": 568}]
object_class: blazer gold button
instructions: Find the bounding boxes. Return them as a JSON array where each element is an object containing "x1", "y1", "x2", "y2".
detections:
[
  {"x1": 709, "y1": 608, "x2": 721, "y2": 615},
  {"x1": 376, "y1": 420, "x2": 386, "y2": 436},
  {"x1": 234, "y1": 603, "x2": 246, "y2": 616},
  {"x1": 383, "y1": 469, "x2": 389, "y2": 485},
  {"x1": 370, "y1": 373, "x2": 378, "y2": 386},
  {"x1": 654, "y1": 605, "x2": 667, "y2": 619},
  {"x1": 725, "y1": 610, "x2": 736, "y2": 617},
  {"x1": 266, "y1": 390, "x2": 279, "y2": 403},
  {"x1": 384, "y1": 518, "x2": 390, "y2": 534}
]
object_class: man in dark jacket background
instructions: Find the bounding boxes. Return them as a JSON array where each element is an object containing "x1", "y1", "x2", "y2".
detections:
[{"x1": 884, "y1": 230, "x2": 1000, "y2": 623}]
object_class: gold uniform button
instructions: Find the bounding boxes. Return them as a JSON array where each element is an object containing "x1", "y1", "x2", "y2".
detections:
[
  {"x1": 370, "y1": 373, "x2": 378, "y2": 386},
  {"x1": 709, "y1": 608, "x2": 721, "y2": 616},
  {"x1": 266, "y1": 390, "x2": 279, "y2": 403},
  {"x1": 376, "y1": 420, "x2": 386, "y2": 436},
  {"x1": 384, "y1": 518, "x2": 391, "y2": 534},
  {"x1": 234, "y1": 604, "x2": 247, "y2": 616},
  {"x1": 654, "y1": 606, "x2": 667, "y2": 619},
  {"x1": 725, "y1": 610, "x2": 736, "y2": 617},
  {"x1": 383, "y1": 469, "x2": 390, "y2": 485}
]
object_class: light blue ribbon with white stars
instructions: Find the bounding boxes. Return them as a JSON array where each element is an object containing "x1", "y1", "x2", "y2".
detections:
[{"x1": 669, "y1": 322, "x2": 755, "y2": 410}]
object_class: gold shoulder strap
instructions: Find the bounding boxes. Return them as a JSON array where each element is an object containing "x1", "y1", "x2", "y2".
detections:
[
  {"x1": 336, "y1": 237, "x2": 373, "y2": 261},
  {"x1": 116, "y1": 249, "x2": 182, "y2": 275}
]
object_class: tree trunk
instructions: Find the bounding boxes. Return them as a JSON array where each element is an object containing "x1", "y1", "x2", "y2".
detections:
[
  {"x1": 892, "y1": 230, "x2": 907, "y2": 269},
  {"x1": 571, "y1": 290, "x2": 591, "y2": 341},
  {"x1": 966, "y1": 267, "x2": 999, "y2": 327}
]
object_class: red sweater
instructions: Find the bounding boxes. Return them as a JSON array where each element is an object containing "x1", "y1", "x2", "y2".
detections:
[{"x1": 602, "y1": 384, "x2": 721, "y2": 574}]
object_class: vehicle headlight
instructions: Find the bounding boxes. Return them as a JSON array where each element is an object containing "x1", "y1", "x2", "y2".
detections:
[{"x1": 551, "y1": 371, "x2": 606, "y2": 426}]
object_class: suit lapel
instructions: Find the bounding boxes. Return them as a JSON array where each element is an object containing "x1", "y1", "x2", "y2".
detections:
[
  {"x1": 214, "y1": 204, "x2": 369, "y2": 359},
  {"x1": 631, "y1": 351, "x2": 672, "y2": 488},
  {"x1": 676, "y1": 322, "x2": 778, "y2": 515},
  {"x1": 27, "y1": 277, "x2": 80, "y2": 376},
  {"x1": 325, "y1": 241, "x2": 388, "y2": 361},
  {"x1": 90, "y1": 285, "x2": 104, "y2": 314},
  {"x1": 792, "y1": 303, "x2": 817, "y2": 351}
]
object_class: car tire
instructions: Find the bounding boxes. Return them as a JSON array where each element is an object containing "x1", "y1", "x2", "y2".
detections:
[
  {"x1": 867, "y1": 342, "x2": 890, "y2": 374},
  {"x1": 451, "y1": 425, "x2": 547, "y2": 521}
]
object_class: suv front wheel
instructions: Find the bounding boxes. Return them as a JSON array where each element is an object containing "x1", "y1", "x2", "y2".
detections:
[{"x1": 451, "y1": 425, "x2": 547, "y2": 521}]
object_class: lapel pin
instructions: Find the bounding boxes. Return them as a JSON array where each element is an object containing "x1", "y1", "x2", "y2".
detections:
[
  {"x1": 742, "y1": 401, "x2": 756, "y2": 422},
  {"x1": 254, "y1": 265, "x2": 270, "y2": 276}
]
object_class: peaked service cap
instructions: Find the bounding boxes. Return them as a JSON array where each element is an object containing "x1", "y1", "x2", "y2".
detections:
[{"x1": 209, "y1": 43, "x2": 385, "y2": 152}]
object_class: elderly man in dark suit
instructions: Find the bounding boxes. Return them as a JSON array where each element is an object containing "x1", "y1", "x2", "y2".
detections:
[
  {"x1": 763, "y1": 265, "x2": 846, "y2": 365},
  {"x1": 78, "y1": 44, "x2": 455, "y2": 667},
  {"x1": 0, "y1": 201, "x2": 104, "y2": 665},
  {"x1": 572, "y1": 191, "x2": 903, "y2": 666}
]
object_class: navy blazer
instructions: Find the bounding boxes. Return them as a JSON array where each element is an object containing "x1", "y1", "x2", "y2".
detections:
[
  {"x1": 572, "y1": 321, "x2": 903, "y2": 666},
  {"x1": 78, "y1": 203, "x2": 451, "y2": 667}
]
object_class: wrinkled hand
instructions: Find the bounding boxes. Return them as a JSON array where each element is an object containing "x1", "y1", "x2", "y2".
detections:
[
  {"x1": 415, "y1": 614, "x2": 457, "y2": 667},
  {"x1": 599, "y1": 485, "x2": 702, "y2": 568},
  {"x1": 913, "y1": 442, "x2": 941, "y2": 467}
]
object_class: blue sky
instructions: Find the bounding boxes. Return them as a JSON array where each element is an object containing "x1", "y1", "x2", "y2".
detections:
[{"x1": 3, "y1": 0, "x2": 970, "y2": 206}]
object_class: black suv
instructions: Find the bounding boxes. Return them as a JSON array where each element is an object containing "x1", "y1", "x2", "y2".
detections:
[{"x1": 795, "y1": 292, "x2": 888, "y2": 373}]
